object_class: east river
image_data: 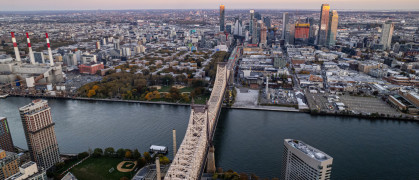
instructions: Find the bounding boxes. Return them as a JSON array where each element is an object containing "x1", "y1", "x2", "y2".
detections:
[{"x1": 1, "y1": 97, "x2": 418, "y2": 179}]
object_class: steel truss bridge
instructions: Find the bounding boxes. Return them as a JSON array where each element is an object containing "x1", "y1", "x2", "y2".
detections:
[{"x1": 165, "y1": 47, "x2": 240, "y2": 180}]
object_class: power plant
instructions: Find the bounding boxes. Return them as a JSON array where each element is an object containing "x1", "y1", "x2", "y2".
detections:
[{"x1": 0, "y1": 32, "x2": 64, "y2": 88}]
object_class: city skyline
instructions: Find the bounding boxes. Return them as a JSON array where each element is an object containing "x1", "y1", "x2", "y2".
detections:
[{"x1": 1, "y1": 0, "x2": 419, "y2": 11}]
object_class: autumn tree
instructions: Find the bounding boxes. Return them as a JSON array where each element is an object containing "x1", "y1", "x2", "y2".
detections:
[{"x1": 125, "y1": 150, "x2": 132, "y2": 159}]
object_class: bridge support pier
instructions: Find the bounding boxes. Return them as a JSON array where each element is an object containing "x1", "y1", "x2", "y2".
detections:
[
  {"x1": 206, "y1": 145, "x2": 216, "y2": 173},
  {"x1": 156, "y1": 157, "x2": 161, "y2": 180}
]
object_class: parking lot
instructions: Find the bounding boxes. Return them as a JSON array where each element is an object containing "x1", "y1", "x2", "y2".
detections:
[{"x1": 339, "y1": 95, "x2": 401, "y2": 116}]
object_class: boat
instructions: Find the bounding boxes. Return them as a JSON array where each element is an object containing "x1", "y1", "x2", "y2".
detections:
[
  {"x1": 0, "y1": 94, "x2": 9, "y2": 99},
  {"x1": 149, "y1": 145, "x2": 168, "y2": 154}
]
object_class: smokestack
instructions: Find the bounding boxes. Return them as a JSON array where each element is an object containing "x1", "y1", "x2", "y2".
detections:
[
  {"x1": 45, "y1": 33, "x2": 54, "y2": 66},
  {"x1": 11, "y1": 32, "x2": 21, "y2": 62},
  {"x1": 26, "y1": 33, "x2": 36, "y2": 64},
  {"x1": 155, "y1": 157, "x2": 161, "y2": 180},
  {"x1": 172, "y1": 129, "x2": 177, "y2": 156}
]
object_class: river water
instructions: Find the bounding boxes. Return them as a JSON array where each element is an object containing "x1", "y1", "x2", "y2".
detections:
[{"x1": 1, "y1": 97, "x2": 418, "y2": 179}]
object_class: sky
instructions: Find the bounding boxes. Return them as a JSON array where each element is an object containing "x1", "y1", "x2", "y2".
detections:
[{"x1": 1, "y1": 0, "x2": 419, "y2": 11}]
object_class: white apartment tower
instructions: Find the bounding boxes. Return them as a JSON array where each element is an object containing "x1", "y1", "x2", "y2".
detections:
[
  {"x1": 281, "y1": 139, "x2": 333, "y2": 180},
  {"x1": 381, "y1": 21, "x2": 394, "y2": 50},
  {"x1": 19, "y1": 99, "x2": 61, "y2": 170}
]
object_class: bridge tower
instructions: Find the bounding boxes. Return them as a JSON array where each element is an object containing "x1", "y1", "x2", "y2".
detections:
[{"x1": 206, "y1": 145, "x2": 216, "y2": 173}]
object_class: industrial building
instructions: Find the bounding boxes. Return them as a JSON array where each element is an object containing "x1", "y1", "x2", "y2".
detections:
[{"x1": 0, "y1": 32, "x2": 64, "y2": 87}]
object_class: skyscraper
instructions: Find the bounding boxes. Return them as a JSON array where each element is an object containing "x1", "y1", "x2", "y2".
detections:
[
  {"x1": 260, "y1": 24, "x2": 268, "y2": 46},
  {"x1": 0, "y1": 117, "x2": 15, "y2": 152},
  {"x1": 306, "y1": 17, "x2": 316, "y2": 44},
  {"x1": 263, "y1": 16, "x2": 271, "y2": 28},
  {"x1": 254, "y1": 12, "x2": 262, "y2": 20},
  {"x1": 252, "y1": 19, "x2": 259, "y2": 44},
  {"x1": 327, "y1": 10, "x2": 339, "y2": 46},
  {"x1": 381, "y1": 21, "x2": 394, "y2": 50},
  {"x1": 219, "y1": 5, "x2": 225, "y2": 32},
  {"x1": 19, "y1": 99, "x2": 61, "y2": 170},
  {"x1": 295, "y1": 23, "x2": 310, "y2": 45},
  {"x1": 233, "y1": 17, "x2": 243, "y2": 36},
  {"x1": 250, "y1": 10, "x2": 255, "y2": 35},
  {"x1": 281, "y1": 139, "x2": 333, "y2": 180},
  {"x1": 317, "y1": 4, "x2": 330, "y2": 46},
  {"x1": 282, "y1": 12, "x2": 289, "y2": 40}
]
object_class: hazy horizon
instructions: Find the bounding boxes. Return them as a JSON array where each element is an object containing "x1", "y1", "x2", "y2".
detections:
[{"x1": 1, "y1": 0, "x2": 419, "y2": 11}]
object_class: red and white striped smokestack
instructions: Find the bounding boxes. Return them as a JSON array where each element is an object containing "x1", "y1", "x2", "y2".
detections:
[
  {"x1": 26, "y1": 33, "x2": 35, "y2": 64},
  {"x1": 11, "y1": 32, "x2": 21, "y2": 62},
  {"x1": 45, "y1": 33, "x2": 54, "y2": 66}
]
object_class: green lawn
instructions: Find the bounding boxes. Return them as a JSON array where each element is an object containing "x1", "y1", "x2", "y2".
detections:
[
  {"x1": 70, "y1": 157, "x2": 132, "y2": 180},
  {"x1": 157, "y1": 86, "x2": 172, "y2": 92}
]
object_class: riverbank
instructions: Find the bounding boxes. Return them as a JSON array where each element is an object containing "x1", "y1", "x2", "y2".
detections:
[
  {"x1": 7, "y1": 94, "x2": 418, "y2": 121},
  {"x1": 8, "y1": 94, "x2": 191, "y2": 106}
]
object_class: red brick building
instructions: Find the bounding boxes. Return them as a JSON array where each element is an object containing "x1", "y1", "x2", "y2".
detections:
[{"x1": 79, "y1": 63, "x2": 104, "y2": 75}]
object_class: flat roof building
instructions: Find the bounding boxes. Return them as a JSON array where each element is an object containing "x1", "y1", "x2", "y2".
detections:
[
  {"x1": 281, "y1": 139, "x2": 333, "y2": 180},
  {"x1": 0, "y1": 149, "x2": 20, "y2": 179},
  {"x1": 0, "y1": 117, "x2": 15, "y2": 152},
  {"x1": 19, "y1": 99, "x2": 61, "y2": 170}
]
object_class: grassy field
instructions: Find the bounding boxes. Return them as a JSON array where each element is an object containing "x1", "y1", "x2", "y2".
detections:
[{"x1": 70, "y1": 157, "x2": 132, "y2": 180}]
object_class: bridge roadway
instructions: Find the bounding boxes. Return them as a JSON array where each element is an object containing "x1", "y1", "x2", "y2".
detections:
[{"x1": 165, "y1": 47, "x2": 240, "y2": 180}]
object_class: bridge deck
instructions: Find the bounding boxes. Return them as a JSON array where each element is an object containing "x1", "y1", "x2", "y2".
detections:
[{"x1": 165, "y1": 47, "x2": 240, "y2": 180}]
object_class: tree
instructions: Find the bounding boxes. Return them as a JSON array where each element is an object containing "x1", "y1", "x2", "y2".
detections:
[
  {"x1": 153, "y1": 91, "x2": 161, "y2": 99},
  {"x1": 159, "y1": 156, "x2": 170, "y2": 165},
  {"x1": 169, "y1": 87, "x2": 181, "y2": 101},
  {"x1": 117, "y1": 148, "x2": 125, "y2": 158},
  {"x1": 145, "y1": 92, "x2": 154, "y2": 101},
  {"x1": 92, "y1": 148, "x2": 103, "y2": 158},
  {"x1": 104, "y1": 147, "x2": 115, "y2": 157},
  {"x1": 143, "y1": 152, "x2": 151, "y2": 163},
  {"x1": 55, "y1": 162, "x2": 65, "y2": 170},
  {"x1": 87, "y1": 89, "x2": 96, "y2": 98},
  {"x1": 78, "y1": 152, "x2": 89, "y2": 159},
  {"x1": 125, "y1": 150, "x2": 132, "y2": 159},
  {"x1": 133, "y1": 149, "x2": 141, "y2": 160},
  {"x1": 138, "y1": 157, "x2": 147, "y2": 168}
]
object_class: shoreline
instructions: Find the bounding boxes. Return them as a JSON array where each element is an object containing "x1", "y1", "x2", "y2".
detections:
[{"x1": 7, "y1": 94, "x2": 418, "y2": 121}]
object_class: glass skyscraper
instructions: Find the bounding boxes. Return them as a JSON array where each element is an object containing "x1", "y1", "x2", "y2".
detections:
[
  {"x1": 381, "y1": 21, "x2": 394, "y2": 50},
  {"x1": 327, "y1": 10, "x2": 339, "y2": 46},
  {"x1": 219, "y1": 5, "x2": 225, "y2": 32},
  {"x1": 317, "y1": 4, "x2": 330, "y2": 46}
]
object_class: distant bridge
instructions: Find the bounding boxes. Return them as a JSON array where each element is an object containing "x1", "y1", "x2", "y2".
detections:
[{"x1": 165, "y1": 46, "x2": 240, "y2": 179}]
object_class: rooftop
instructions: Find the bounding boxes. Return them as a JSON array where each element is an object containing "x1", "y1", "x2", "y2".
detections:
[{"x1": 286, "y1": 139, "x2": 332, "y2": 161}]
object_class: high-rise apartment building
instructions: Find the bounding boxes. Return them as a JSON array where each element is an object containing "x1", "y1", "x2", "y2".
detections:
[
  {"x1": 327, "y1": 10, "x2": 339, "y2": 46},
  {"x1": 19, "y1": 99, "x2": 61, "y2": 170},
  {"x1": 249, "y1": 10, "x2": 255, "y2": 35},
  {"x1": 281, "y1": 139, "x2": 333, "y2": 180},
  {"x1": 233, "y1": 17, "x2": 243, "y2": 36},
  {"x1": 219, "y1": 5, "x2": 225, "y2": 32},
  {"x1": 0, "y1": 149, "x2": 20, "y2": 179},
  {"x1": 381, "y1": 21, "x2": 394, "y2": 50},
  {"x1": 251, "y1": 19, "x2": 259, "y2": 44},
  {"x1": 306, "y1": 17, "x2": 316, "y2": 44},
  {"x1": 260, "y1": 24, "x2": 268, "y2": 46},
  {"x1": 0, "y1": 117, "x2": 15, "y2": 152},
  {"x1": 263, "y1": 16, "x2": 271, "y2": 28},
  {"x1": 282, "y1": 12, "x2": 289, "y2": 40},
  {"x1": 317, "y1": 4, "x2": 330, "y2": 46},
  {"x1": 295, "y1": 23, "x2": 310, "y2": 45}
]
